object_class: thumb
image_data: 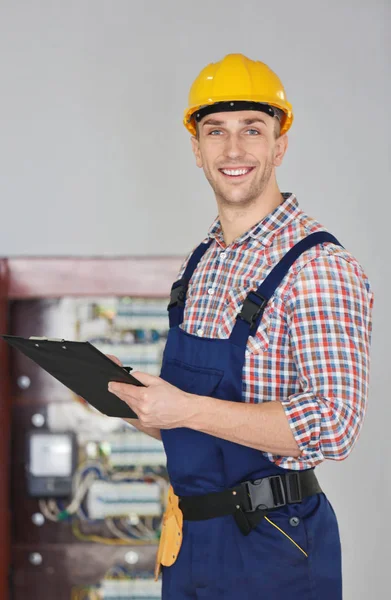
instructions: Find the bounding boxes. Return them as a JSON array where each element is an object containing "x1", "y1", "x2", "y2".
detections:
[{"x1": 131, "y1": 371, "x2": 162, "y2": 386}]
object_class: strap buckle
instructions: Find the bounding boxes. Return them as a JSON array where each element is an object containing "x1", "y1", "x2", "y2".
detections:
[
  {"x1": 286, "y1": 472, "x2": 302, "y2": 504},
  {"x1": 244, "y1": 475, "x2": 286, "y2": 512},
  {"x1": 238, "y1": 291, "x2": 268, "y2": 327},
  {"x1": 167, "y1": 281, "x2": 187, "y2": 310}
]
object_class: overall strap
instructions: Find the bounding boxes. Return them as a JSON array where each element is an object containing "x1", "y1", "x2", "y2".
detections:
[
  {"x1": 168, "y1": 239, "x2": 213, "y2": 328},
  {"x1": 230, "y1": 232, "x2": 343, "y2": 347}
]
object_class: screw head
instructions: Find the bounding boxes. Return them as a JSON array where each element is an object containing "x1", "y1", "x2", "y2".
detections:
[
  {"x1": 29, "y1": 552, "x2": 43, "y2": 566},
  {"x1": 32, "y1": 513, "x2": 45, "y2": 527},
  {"x1": 31, "y1": 413, "x2": 45, "y2": 428},
  {"x1": 17, "y1": 375, "x2": 31, "y2": 390},
  {"x1": 124, "y1": 551, "x2": 139, "y2": 565}
]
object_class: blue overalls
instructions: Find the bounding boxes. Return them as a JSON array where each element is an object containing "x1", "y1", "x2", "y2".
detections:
[{"x1": 160, "y1": 232, "x2": 343, "y2": 599}]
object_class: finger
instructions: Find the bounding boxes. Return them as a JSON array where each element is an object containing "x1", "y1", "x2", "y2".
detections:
[
  {"x1": 108, "y1": 381, "x2": 144, "y2": 402},
  {"x1": 109, "y1": 386, "x2": 142, "y2": 409},
  {"x1": 106, "y1": 354, "x2": 123, "y2": 367},
  {"x1": 131, "y1": 371, "x2": 161, "y2": 386}
]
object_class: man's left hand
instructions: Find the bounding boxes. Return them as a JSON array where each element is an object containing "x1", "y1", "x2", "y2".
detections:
[{"x1": 108, "y1": 373, "x2": 195, "y2": 429}]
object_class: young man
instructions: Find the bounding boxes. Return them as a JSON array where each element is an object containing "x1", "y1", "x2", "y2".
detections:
[{"x1": 108, "y1": 53, "x2": 374, "y2": 599}]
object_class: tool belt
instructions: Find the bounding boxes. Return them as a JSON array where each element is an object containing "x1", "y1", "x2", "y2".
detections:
[
  {"x1": 179, "y1": 469, "x2": 322, "y2": 536},
  {"x1": 155, "y1": 470, "x2": 321, "y2": 578}
]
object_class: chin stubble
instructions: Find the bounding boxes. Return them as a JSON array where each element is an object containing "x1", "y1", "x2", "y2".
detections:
[{"x1": 208, "y1": 159, "x2": 274, "y2": 207}]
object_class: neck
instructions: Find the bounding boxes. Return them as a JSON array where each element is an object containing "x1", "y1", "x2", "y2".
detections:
[{"x1": 217, "y1": 184, "x2": 284, "y2": 247}]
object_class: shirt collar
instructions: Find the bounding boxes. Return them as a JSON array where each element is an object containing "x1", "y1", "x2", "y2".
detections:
[{"x1": 206, "y1": 193, "x2": 301, "y2": 248}]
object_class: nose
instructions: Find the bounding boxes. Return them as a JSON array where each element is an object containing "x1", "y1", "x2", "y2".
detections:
[{"x1": 224, "y1": 133, "x2": 245, "y2": 160}]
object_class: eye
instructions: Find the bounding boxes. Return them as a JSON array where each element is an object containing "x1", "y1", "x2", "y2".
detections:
[
  {"x1": 208, "y1": 129, "x2": 223, "y2": 135},
  {"x1": 245, "y1": 128, "x2": 260, "y2": 135}
]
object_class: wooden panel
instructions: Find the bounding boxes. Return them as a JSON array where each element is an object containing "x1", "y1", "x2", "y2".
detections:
[
  {"x1": 0, "y1": 259, "x2": 11, "y2": 600},
  {"x1": 7, "y1": 257, "x2": 183, "y2": 298},
  {"x1": 9, "y1": 299, "x2": 75, "y2": 402},
  {"x1": 12, "y1": 544, "x2": 157, "y2": 600}
]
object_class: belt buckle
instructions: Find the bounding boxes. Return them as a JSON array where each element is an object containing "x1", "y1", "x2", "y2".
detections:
[
  {"x1": 286, "y1": 472, "x2": 302, "y2": 504},
  {"x1": 245, "y1": 476, "x2": 286, "y2": 512}
]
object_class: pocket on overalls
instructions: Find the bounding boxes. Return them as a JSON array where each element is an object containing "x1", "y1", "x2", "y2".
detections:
[
  {"x1": 262, "y1": 513, "x2": 310, "y2": 559},
  {"x1": 160, "y1": 357, "x2": 224, "y2": 396},
  {"x1": 159, "y1": 358, "x2": 225, "y2": 481}
]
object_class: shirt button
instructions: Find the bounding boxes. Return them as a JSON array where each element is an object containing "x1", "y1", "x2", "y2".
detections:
[
  {"x1": 207, "y1": 288, "x2": 215, "y2": 296},
  {"x1": 197, "y1": 328, "x2": 204, "y2": 337},
  {"x1": 289, "y1": 517, "x2": 300, "y2": 527},
  {"x1": 220, "y1": 252, "x2": 227, "y2": 260}
]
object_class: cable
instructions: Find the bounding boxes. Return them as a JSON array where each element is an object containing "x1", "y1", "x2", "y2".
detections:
[
  {"x1": 38, "y1": 499, "x2": 60, "y2": 522},
  {"x1": 105, "y1": 518, "x2": 140, "y2": 542},
  {"x1": 71, "y1": 519, "x2": 157, "y2": 546},
  {"x1": 120, "y1": 516, "x2": 157, "y2": 539}
]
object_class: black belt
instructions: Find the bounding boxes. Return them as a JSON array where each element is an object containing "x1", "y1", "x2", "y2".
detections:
[{"x1": 178, "y1": 470, "x2": 322, "y2": 536}]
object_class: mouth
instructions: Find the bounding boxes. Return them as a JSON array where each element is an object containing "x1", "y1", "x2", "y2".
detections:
[{"x1": 218, "y1": 167, "x2": 255, "y2": 179}]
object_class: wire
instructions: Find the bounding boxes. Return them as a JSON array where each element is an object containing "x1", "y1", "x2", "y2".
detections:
[
  {"x1": 71, "y1": 519, "x2": 157, "y2": 546},
  {"x1": 104, "y1": 564, "x2": 131, "y2": 579},
  {"x1": 120, "y1": 516, "x2": 157, "y2": 539},
  {"x1": 38, "y1": 458, "x2": 167, "y2": 541},
  {"x1": 66, "y1": 471, "x2": 96, "y2": 514},
  {"x1": 71, "y1": 588, "x2": 101, "y2": 600},
  {"x1": 106, "y1": 518, "x2": 140, "y2": 542},
  {"x1": 39, "y1": 499, "x2": 60, "y2": 522}
]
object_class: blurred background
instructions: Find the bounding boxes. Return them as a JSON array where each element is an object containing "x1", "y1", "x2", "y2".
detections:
[{"x1": 0, "y1": 1, "x2": 389, "y2": 598}]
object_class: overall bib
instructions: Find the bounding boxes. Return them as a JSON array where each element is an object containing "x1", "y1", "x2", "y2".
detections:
[{"x1": 159, "y1": 232, "x2": 343, "y2": 599}]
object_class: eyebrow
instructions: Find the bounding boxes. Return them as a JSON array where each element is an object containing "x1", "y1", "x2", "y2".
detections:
[{"x1": 202, "y1": 117, "x2": 268, "y2": 127}]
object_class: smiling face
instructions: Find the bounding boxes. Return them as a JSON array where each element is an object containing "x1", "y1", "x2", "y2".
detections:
[{"x1": 191, "y1": 110, "x2": 288, "y2": 208}]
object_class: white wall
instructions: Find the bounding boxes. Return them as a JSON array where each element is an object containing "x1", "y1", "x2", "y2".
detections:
[{"x1": 0, "y1": 1, "x2": 389, "y2": 597}]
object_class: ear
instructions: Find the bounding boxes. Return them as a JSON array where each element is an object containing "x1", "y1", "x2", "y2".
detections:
[
  {"x1": 273, "y1": 134, "x2": 289, "y2": 167},
  {"x1": 191, "y1": 136, "x2": 203, "y2": 168}
]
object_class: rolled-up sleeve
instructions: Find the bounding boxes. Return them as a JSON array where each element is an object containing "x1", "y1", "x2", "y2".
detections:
[{"x1": 281, "y1": 254, "x2": 374, "y2": 467}]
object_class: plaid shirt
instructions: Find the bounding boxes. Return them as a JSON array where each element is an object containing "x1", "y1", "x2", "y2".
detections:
[{"x1": 176, "y1": 193, "x2": 374, "y2": 470}]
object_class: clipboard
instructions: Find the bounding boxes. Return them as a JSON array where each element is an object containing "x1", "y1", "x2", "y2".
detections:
[{"x1": 0, "y1": 334, "x2": 145, "y2": 418}]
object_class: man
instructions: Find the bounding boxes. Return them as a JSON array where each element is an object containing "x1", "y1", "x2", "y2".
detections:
[{"x1": 108, "y1": 53, "x2": 374, "y2": 599}]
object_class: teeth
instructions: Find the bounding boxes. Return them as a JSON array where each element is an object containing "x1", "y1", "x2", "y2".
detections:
[{"x1": 221, "y1": 168, "x2": 251, "y2": 176}]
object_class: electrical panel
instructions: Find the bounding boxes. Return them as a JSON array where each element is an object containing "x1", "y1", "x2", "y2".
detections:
[
  {"x1": 9, "y1": 294, "x2": 171, "y2": 599},
  {"x1": 86, "y1": 481, "x2": 162, "y2": 519}
]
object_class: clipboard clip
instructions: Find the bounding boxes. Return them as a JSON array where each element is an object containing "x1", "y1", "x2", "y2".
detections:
[{"x1": 29, "y1": 336, "x2": 66, "y2": 342}]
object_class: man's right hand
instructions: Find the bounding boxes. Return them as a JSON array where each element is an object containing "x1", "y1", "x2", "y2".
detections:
[{"x1": 106, "y1": 353, "x2": 162, "y2": 441}]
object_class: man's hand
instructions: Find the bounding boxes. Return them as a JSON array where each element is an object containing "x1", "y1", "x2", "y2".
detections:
[
  {"x1": 106, "y1": 354, "x2": 123, "y2": 367},
  {"x1": 105, "y1": 353, "x2": 162, "y2": 440},
  {"x1": 108, "y1": 372, "x2": 195, "y2": 430}
]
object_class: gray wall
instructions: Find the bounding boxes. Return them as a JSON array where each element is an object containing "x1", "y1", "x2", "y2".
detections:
[{"x1": 0, "y1": 0, "x2": 389, "y2": 597}]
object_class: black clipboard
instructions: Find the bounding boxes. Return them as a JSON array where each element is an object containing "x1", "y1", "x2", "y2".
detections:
[{"x1": 0, "y1": 334, "x2": 144, "y2": 418}]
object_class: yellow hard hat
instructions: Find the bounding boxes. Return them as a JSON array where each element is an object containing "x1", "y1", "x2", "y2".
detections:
[{"x1": 184, "y1": 53, "x2": 293, "y2": 136}]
